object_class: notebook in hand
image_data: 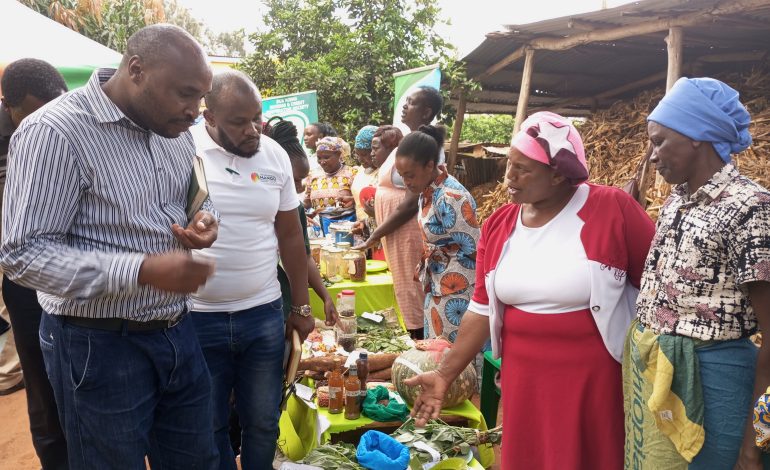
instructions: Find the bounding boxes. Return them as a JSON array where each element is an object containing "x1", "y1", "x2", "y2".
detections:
[{"x1": 186, "y1": 156, "x2": 208, "y2": 220}]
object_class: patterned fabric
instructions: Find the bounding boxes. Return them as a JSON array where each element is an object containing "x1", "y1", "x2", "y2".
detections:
[
  {"x1": 305, "y1": 164, "x2": 358, "y2": 213},
  {"x1": 755, "y1": 386, "x2": 770, "y2": 452},
  {"x1": 354, "y1": 125, "x2": 377, "y2": 150},
  {"x1": 417, "y1": 169, "x2": 480, "y2": 340},
  {"x1": 637, "y1": 164, "x2": 770, "y2": 341},
  {"x1": 512, "y1": 111, "x2": 588, "y2": 184},
  {"x1": 315, "y1": 136, "x2": 345, "y2": 153}
]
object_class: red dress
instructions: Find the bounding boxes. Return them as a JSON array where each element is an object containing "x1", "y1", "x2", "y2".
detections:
[{"x1": 500, "y1": 306, "x2": 624, "y2": 469}]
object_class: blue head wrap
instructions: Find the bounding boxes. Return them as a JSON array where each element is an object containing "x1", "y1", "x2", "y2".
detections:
[
  {"x1": 354, "y1": 125, "x2": 377, "y2": 150},
  {"x1": 647, "y1": 77, "x2": 752, "y2": 162}
]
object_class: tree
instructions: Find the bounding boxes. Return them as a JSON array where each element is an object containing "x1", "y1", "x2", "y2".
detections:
[
  {"x1": 238, "y1": 0, "x2": 465, "y2": 139},
  {"x1": 206, "y1": 29, "x2": 247, "y2": 57},
  {"x1": 453, "y1": 114, "x2": 515, "y2": 144},
  {"x1": 20, "y1": 0, "x2": 165, "y2": 52}
]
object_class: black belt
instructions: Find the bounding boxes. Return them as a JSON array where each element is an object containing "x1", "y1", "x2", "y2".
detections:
[{"x1": 62, "y1": 314, "x2": 184, "y2": 332}]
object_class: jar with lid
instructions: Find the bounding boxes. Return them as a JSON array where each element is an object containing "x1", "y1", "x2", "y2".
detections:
[
  {"x1": 343, "y1": 250, "x2": 367, "y2": 282},
  {"x1": 336, "y1": 290, "x2": 357, "y2": 352},
  {"x1": 319, "y1": 245, "x2": 335, "y2": 278},
  {"x1": 309, "y1": 239, "x2": 326, "y2": 266},
  {"x1": 336, "y1": 242, "x2": 352, "y2": 278},
  {"x1": 326, "y1": 247, "x2": 345, "y2": 283}
]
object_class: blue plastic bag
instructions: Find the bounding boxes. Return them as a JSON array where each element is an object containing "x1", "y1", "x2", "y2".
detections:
[{"x1": 356, "y1": 430, "x2": 410, "y2": 470}]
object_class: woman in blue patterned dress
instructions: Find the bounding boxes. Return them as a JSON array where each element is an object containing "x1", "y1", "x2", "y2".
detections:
[{"x1": 395, "y1": 125, "x2": 480, "y2": 341}]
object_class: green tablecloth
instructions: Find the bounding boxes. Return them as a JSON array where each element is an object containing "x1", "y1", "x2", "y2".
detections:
[
  {"x1": 278, "y1": 397, "x2": 494, "y2": 468},
  {"x1": 309, "y1": 271, "x2": 404, "y2": 329}
]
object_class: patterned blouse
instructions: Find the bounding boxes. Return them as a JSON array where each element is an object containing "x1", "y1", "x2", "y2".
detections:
[
  {"x1": 305, "y1": 164, "x2": 358, "y2": 213},
  {"x1": 416, "y1": 169, "x2": 480, "y2": 298},
  {"x1": 637, "y1": 164, "x2": 770, "y2": 341}
]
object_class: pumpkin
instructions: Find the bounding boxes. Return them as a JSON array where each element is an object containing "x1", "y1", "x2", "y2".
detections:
[{"x1": 391, "y1": 339, "x2": 477, "y2": 408}]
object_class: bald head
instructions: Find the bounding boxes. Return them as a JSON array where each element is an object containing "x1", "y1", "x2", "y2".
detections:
[
  {"x1": 123, "y1": 24, "x2": 207, "y2": 71},
  {"x1": 204, "y1": 70, "x2": 261, "y2": 112}
]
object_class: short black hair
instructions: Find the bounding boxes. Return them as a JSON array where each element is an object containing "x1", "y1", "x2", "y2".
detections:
[
  {"x1": 1, "y1": 58, "x2": 68, "y2": 107},
  {"x1": 396, "y1": 124, "x2": 446, "y2": 166},
  {"x1": 310, "y1": 122, "x2": 337, "y2": 138},
  {"x1": 204, "y1": 70, "x2": 260, "y2": 111},
  {"x1": 266, "y1": 117, "x2": 309, "y2": 168},
  {"x1": 417, "y1": 85, "x2": 443, "y2": 121}
]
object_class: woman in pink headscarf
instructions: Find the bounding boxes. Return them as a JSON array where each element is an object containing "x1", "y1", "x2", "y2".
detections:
[{"x1": 405, "y1": 112, "x2": 655, "y2": 470}]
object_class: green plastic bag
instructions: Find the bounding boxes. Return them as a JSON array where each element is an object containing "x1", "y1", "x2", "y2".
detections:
[{"x1": 362, "y1": 386, "x2": 409, "y2": 422}]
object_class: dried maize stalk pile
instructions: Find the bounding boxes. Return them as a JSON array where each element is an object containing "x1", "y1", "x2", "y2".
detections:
[{"x1": 474, "y1": 64, "x2": 770, "y2": 222}]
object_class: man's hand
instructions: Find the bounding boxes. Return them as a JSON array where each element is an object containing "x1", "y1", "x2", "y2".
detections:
[
  {"x1": 351, "y1": 221, "x2": 366, "y2": 236},
  {"x1": 403, "y1": 370, "x2": 451, "y2": 427},
  {"x1": 286, "y1": 312, "x2": 315, "y2": 342},
  {"x1": 322, "y1": 296, "x2": 338, "y2": 327},
  {"x1": 172, "y1": 211, "x2": 218, "y2": 249},
  {"x1": 137, "y1": 252, "x2": 215, "y2": 293}
]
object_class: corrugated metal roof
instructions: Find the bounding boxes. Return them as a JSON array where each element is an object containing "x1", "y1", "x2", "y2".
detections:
[{"x1": 457, "y1": 0, "x2": 770, "y2": 114}]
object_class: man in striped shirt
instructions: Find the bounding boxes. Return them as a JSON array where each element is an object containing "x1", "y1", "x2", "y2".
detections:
[
  {"x1": 1, "y1": 57, "x2": 69, "y2": 469},
  {"x1": 1, "y1": 25, "x2": 220, "y2": 469}
]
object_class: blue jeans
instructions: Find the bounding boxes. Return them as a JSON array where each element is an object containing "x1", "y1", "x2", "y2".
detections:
[
  {"x1": 39, "y1": 312, "x2": 218, "y2": 470},
  {"x1": 191, "y1": 299, "x2": 285, "y2": 470}
]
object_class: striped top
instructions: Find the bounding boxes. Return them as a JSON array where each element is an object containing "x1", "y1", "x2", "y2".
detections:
[
  {"x1": 0, "y1": 69, "x2": 214, "y2": 321},
  {"x1": 0, "y1": 106, "x2": 13, "y2": 218}
]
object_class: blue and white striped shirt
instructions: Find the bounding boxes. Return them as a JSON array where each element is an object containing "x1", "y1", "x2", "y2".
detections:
[{"x1": 0, "y1": 69, "x2": 213, "y2": 321}]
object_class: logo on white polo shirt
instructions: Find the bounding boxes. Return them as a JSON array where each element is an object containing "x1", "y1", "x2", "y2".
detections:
[{"x1": 250, "y1": 172, "x2": 278, "y2": 184}]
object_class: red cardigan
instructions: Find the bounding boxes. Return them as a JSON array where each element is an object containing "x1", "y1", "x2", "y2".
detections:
[{"x1": 470, "y1": 184, "x2": 655, "y2": 361}]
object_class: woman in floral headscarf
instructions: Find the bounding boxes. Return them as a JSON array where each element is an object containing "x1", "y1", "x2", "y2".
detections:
[
  {"x1": 304, "y1": 136, "x2": 358, "y2": 233},
  {"x1": 405, "y1": 112, "x2": 655, "y2": 470}
]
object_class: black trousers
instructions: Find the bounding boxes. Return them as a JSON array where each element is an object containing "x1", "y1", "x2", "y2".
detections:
[{"x1": 3, "y1": 276, "x2": 68, "y2": 469}]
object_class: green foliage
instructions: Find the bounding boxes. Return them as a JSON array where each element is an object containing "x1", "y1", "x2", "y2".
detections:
[
  {"x1": 452, "y1": 114, "x2": 515, "y2": 144},
  {"x1": 238, "y1": 0, "x2": 472, "y2": 140},
  {"x1": 20, "y1": 0, "x2": 247, "y2": 56}
]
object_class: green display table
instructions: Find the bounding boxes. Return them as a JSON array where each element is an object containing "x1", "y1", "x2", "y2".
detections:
[{"x1": 308, "y1": 271, "x2": 405, "y2": 329}]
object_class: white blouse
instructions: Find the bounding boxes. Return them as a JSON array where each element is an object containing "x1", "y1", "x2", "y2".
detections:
[{"x1": 494, "y1": 184, "x2": 591, "y2": 314}]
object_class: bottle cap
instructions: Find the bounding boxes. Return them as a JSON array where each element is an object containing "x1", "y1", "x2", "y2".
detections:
[
  {"x1": 358, "y1": 352, "x2": 368, "y2": 360},
  {"x1": 341, "y1": 289, "x2": 355, "y2": 296}
]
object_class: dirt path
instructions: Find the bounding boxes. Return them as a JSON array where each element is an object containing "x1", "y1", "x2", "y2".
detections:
[{"x1": 0, "y1": 389, "x2": 39, "y2": 470}]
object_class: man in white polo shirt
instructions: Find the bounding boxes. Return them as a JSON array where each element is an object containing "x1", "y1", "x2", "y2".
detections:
[{"x1": 189, "y1": 70, "x2": 312, "y2": 470}]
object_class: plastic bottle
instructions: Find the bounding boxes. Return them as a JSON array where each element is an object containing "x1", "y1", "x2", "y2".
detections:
[
  {"x1": 345, "y1": 364, "x2": 361, "y2": 420},
  {"x1": 356, "y1": 352, "x2": 369, "y2": 406},
  {"x1": 328, "y1": 359, "x2": 344, "y2": 414}
]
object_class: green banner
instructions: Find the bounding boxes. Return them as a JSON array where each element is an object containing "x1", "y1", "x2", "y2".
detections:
[
  {"x1": 392, "y1": 64, "x2": 441, "y2": 133},
  {"x1": 263, "y1": 90, "x2": 319, "y2": 150}
]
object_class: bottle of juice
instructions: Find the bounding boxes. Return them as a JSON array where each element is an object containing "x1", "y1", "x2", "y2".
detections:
[
  {"x1": 328, "y1": 359, "x2": 344, "y2": 414},
  {"x1": 344, "y1": 364, "x2": 361, "y2": 420}
]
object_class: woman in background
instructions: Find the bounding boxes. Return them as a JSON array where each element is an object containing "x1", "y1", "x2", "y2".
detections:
[
  {"x1": 304, "y1": 136, "x2": 357, "y2": 234},
  {"x1": 394, "y1": 125, "x2": 480, "y2": 342}
]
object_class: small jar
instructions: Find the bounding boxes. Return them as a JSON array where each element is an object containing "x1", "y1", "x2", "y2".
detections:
[
  {"x1": 310, "y1": 239, "x2": 326, "y2": 266},
  {"x1": 319, "y1": 245, "x2": 335, "y2": 278},
  {"x1": 336, "y1": 290, "x2": 357, "y2": 352},
  {"x1": 326, "y1": 247, "x2": 345, "y2": 283},
  {"x1": 343, "y1": 250, "x2": 367, "y2": 282}
]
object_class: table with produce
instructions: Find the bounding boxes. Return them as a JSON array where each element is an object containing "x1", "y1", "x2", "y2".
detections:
[{"x1": 277, "y1": 297, "x2": 502, "y2": 469}]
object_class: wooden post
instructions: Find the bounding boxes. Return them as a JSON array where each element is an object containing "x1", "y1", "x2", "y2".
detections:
[
  {"x1": 666, "y1": 27, "x2": 684, "y2": 90},
  {"x1": 640, "y1": 27, "x2": 685, "y2": 209},
  {"x1": 512, "y1": 48, "x2": 535, "y2": 140},
  {"x1": 447, "y1": 90, "x2": 466, "y2": 176}
]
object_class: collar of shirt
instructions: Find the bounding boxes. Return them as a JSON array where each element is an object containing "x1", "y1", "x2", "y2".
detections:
[
  {"x1": 85, "y1": 68, "x2": 148, "y2": 131},
  {"x1": 673, "y1": 163, "x2": 739, "y2": 205}
]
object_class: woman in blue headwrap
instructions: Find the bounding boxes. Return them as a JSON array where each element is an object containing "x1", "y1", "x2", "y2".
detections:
[
  {"x1": 351, "y1": 125, "x2": 378, "y2": 221},
  {"x1": 626, "y1": 77, "x2": 770, "y2": 469}
]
